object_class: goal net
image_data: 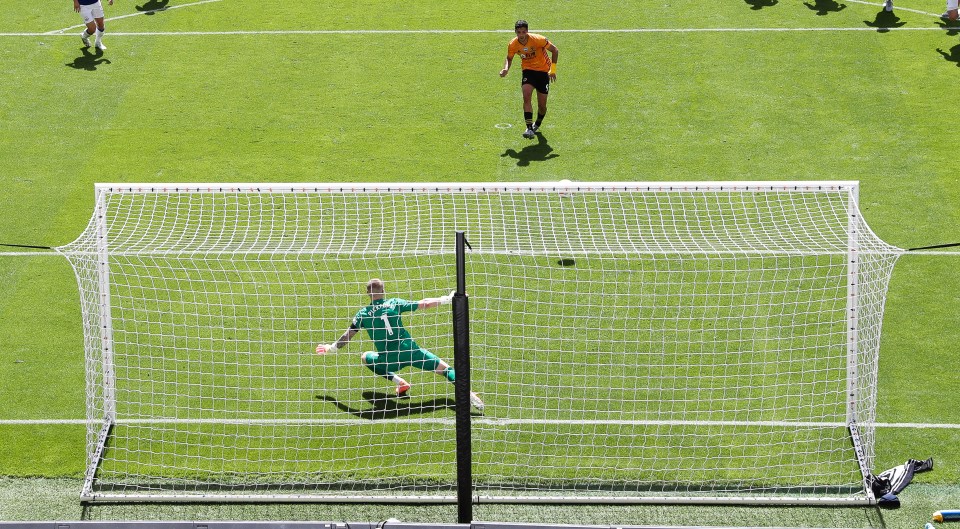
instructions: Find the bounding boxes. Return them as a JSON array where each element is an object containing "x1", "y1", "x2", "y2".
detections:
[{"x1": 57, "y1": 182, "x2": 901, "y2": 504}]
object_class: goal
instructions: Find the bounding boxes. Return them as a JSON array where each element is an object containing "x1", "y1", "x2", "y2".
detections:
[{"x1": 57, "y1": 182, "x2": 901, "y2": 505}]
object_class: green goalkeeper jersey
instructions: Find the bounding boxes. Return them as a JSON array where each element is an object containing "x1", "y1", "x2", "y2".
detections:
[{"x1": 350, "y1": 298, "x2": 419, "y2": 353}]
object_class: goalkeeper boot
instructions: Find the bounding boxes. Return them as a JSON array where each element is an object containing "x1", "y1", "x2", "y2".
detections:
[
  {"x1": 396, "y1": 381, "x2": 411, "y2": 397},
  {"x1": 522, "y1": 127, "x2": 535, "y2": 139},
  {"x1": 883, "y1": 0, "x2": 893, "y2": 11},
  {"x1": 469, "y1": 392, "x2": 485, "y2": 413},
  {"x1": 531, "y1": 123, "x2": 540, "y2": 133}
]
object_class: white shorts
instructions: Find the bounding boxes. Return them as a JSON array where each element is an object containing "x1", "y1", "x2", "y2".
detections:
[{"x1": 78, "y1": 2, "x2": 105, "y2": 24}]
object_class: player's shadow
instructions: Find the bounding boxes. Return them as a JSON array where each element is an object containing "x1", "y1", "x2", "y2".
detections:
[
  {"x1": 65, "y1": 47, "x2": 111, "y2": 71},
  {"x1": 936, "y1": 43, "x2": 960, "y2": 66},
  {"x1": 864, "y1": 10, "x2": 906, "y2": 32},
  {"x1": 803, "y1": 0, "x2": 846, "y2": 15},
  {"x1": 136, "y1": 0, "x2": 170, "y2": 14},
  {"x1": 744, "y1": 0, "x2": 778, "y2": 10},
  {"x1": 316, "y1": 391, "x2": 456, "y2": 420},
  {"x1": 936, "y1": 18, "x2": 960, "y2": 36},
  {"x1": 501, "y1": 132, "x2": 559, "y2": 167}
]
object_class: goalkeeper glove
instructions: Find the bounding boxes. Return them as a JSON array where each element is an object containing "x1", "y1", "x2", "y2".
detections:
[
  {"x1": 316, "y1": 343, "x2": 338, "y2": 355},
  {"x1": 439, "y1": 290, "x2": 456, "y2": 305}
]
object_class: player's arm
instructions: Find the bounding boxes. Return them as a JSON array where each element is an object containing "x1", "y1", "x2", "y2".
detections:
[
  {"x1": 418, "y1": 291, "x2": 456, "y2": 310},
  {"x1": 316, "y1": 327, "x2": 358, "y2": 355},
  {"x1": 74, "y1": 0, "x2": 81, "y2": 12},
  {"x1": 500, "y1": 52, "x2": 515, "y2": 77},
  {"x1": 546, "y1": 42, "x2": 559, "y2": 81}
]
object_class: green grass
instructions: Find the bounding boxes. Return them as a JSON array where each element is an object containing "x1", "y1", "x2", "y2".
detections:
[
  {"x1": 1, "y1": 0, "x2": 959, "y2": 525},
  {"x1": 0, "y1": 478, "x2": 954, "y2": 526}
]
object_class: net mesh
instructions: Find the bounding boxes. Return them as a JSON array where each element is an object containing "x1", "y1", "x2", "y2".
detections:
[{"x1": 57, "y1": 182, "x2": 901, "y2": 503}]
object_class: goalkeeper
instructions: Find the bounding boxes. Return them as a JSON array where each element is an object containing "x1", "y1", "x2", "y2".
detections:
[{"x1": 316, "y1": 278, "x2": 484, "y2": 413}]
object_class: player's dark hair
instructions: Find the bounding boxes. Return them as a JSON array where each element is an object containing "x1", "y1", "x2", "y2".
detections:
[{"x1": 515, "y1": 20, "x2": 529, "y2": 30}]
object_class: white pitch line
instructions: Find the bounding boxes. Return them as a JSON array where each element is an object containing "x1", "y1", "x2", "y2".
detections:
[
  {"x1": 905, "y1": 250, "x2": 960, "y2": 256},
  {"x1": 2, "y1": 27, "x2": 960, "y2": 37},
  {"x1": 0, "y1": 0, "x2": 950, "y2": 38},
  {"x1": 0, "y1": 252, "x2": 59, "y2": 257},
  {"x1": 45, "y1": 0, "x2": 223, "y2": 35},
  {"x1": 1, "y1": 418, "x2": 957, "y2": 428},
  {"x1": 845, "y1": 0, "x2": 942, "y2": 18}
]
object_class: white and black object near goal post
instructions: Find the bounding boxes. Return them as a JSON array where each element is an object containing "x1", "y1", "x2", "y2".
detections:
[{"x1": 57, "y1": 182, "x2": 902, "y2": 507}]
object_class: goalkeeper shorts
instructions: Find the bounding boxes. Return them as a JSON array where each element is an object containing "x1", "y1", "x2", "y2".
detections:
[{"x1": 362, "y1": 346, "x2": 443, "y2": 376}]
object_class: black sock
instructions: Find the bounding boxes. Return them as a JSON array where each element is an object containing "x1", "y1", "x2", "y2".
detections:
[
  {"x1": 524, "y1": 111, "x2": 533, "y2": 129},
  {"x1": 535, "y1": 111, "x2": 546, "y2": 127}
]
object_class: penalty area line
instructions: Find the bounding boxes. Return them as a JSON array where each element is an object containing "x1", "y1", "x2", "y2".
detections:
[
  {"x1": 44, "y1": 0, "x2": 223, "y2": 35},
  {"x1": 844, "y1": 0, "x2": 943, "y2": 18},
  {"x1": 3, "y1": 26, "x2": 960, "y2": 37}
]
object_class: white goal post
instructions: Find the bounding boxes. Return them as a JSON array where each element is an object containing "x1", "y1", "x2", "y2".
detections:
[{"x1": 57, "y1": 181, "x2": 902, "y2": 505}]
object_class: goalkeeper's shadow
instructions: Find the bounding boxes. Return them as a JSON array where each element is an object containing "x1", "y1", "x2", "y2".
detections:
[{"x1": 316, "y1": 391, "x2": 456, "y2": 420}]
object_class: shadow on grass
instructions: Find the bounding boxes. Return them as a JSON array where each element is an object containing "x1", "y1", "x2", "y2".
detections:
[
  {"x1": 66, "y1": 47, "x2": 111, "y2": 71},
  {"x1": 501, "y1": 132, "x2": 558, "y2": 167},
  {"x1": 803, "y1": 0, "x2": 846, "y2": 15},
  {"x1": 744, "y1": 0, "x2": 778, "y2": 10},
  {"x1": 316, "y1": 391, "x2": 455, "y2": 419},
  {"x1": 136, "y1": 0, "x2": 170, "y2": 14},
  {"x1": 936, "y1": 18, "x2": 960, "y2": 36},
  {"x1": 936, "y1": 43, "x2": 960, "y2": 66},
  {"x1": 864, "y1": 9, "x2": 906, "y2": 32}
]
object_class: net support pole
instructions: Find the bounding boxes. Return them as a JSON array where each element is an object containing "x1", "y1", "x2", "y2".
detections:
[
  {"x1": 453, "y1": 231, "x2": 473, "y2": 523},
  {"x1": 80, "y1": 418, "x2": 113, "y2": 501}
]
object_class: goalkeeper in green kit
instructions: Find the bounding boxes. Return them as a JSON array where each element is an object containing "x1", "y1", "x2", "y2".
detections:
[{"x1": 316, "y1": 278, "x2": 484, "y2": 413}]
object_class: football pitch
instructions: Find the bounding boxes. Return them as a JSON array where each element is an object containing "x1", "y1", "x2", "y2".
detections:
[{"x1": 0, "y1": 0, "x2": 959, "y2": 526}]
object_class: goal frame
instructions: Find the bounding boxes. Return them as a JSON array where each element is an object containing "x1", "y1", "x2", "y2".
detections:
[{"x1": 67, "y1": 181, "x2": 887, "y2": 506}]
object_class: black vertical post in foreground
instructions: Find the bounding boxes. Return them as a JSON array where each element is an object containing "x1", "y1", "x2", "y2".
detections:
[{"x1": 453, "y1": 231, "x2": 472, "y2": 524}]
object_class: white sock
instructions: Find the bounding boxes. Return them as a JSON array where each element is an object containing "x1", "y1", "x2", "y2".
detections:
[
  {"x1": 393, "y1": 376, "x2": 408, "y2": 387},
  {"x1": 81, "y1": 29, "x2": 91, "y2": 38},
  {"x1": 95, "y1": 29, "x2": 104, "y2": 43}
]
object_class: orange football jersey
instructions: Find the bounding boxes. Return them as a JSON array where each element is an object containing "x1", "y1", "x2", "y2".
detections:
[{"x1": 507, "y1": 33, "x2": 553, "y2": 72}]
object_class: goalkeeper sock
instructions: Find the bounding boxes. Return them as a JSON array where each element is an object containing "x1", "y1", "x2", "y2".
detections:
[
  {"x1": 524, "y1": 111, "x2": 533, "y2": 129},
  {"x1": 535, "y1": 111, "x2": 546, "y2": 127},
  {"x1": 443, "y1": 367, "x2": 456, "y2": 383}
]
